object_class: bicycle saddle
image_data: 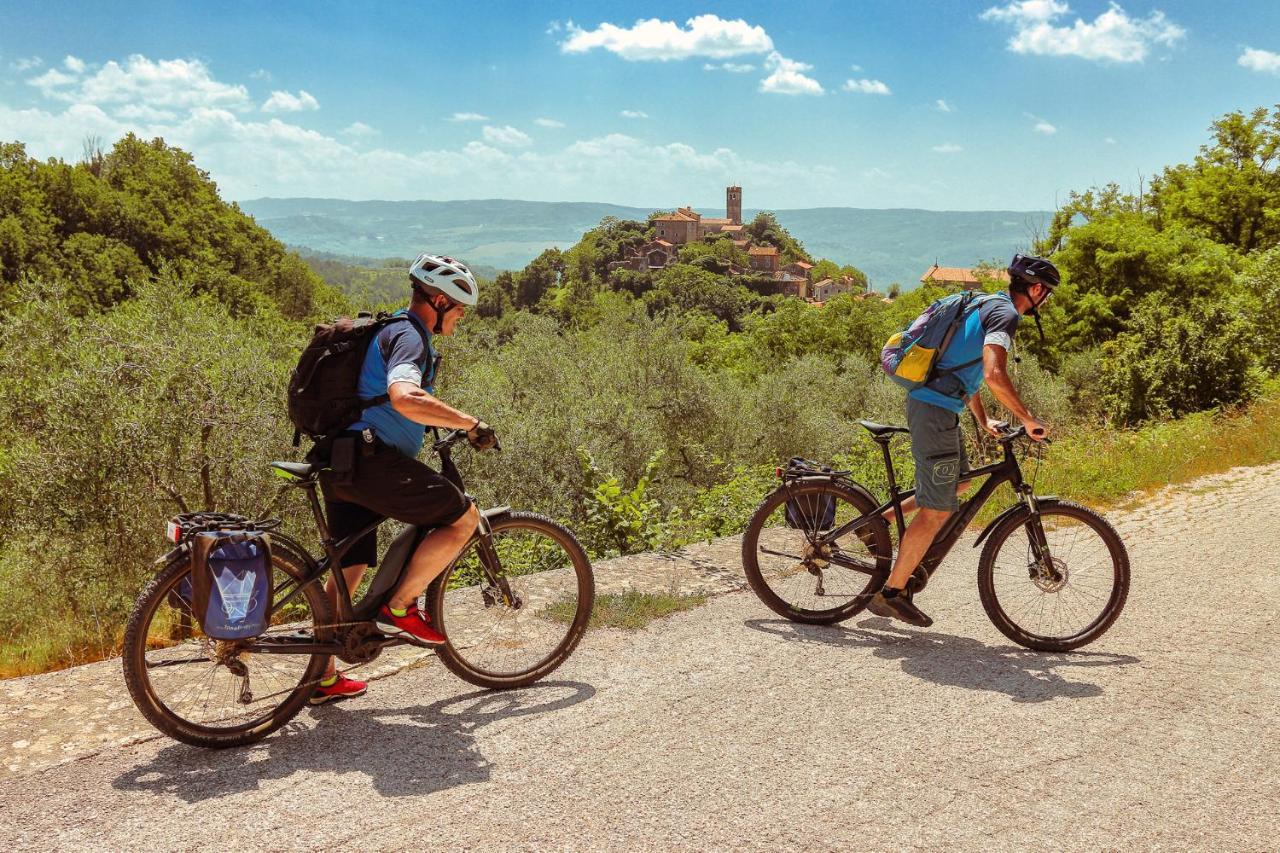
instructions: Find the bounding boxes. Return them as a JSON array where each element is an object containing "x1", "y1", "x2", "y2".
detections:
[
  {"x1": 858, "y1": 420, "x2": 909, "y2": 437},
  {"x1": 269, "y1": 461, "x2": 317, "y2": 480}
]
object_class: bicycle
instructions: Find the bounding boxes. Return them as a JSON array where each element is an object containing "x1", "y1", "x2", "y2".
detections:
[
  {"x1": 122, "y1": 428, "x2": 595, "y2": 748},
  {"x1": 741, "y1": 419, "x2": 1129, "y2": 651}
]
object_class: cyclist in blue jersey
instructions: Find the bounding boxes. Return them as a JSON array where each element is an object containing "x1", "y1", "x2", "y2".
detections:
[
  {"x1": 869, "y1": 254, "x2": 1059, "y2": 628},
  {"x1": 310, "y1": 254, "x2": 497, "y2": 704}
]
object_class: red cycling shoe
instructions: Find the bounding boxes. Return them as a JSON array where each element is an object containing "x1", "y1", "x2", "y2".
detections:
[
  {"x1": 374, "y1": 604, "x2": 446, "y2": 647},
  {"x1": 310, "y1": 674, "x2": 367, "y2": 705}
]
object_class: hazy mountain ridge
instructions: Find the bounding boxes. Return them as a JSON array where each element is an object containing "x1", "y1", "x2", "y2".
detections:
[{"x1": 240, "y1": 198, "x2": 1050, "y2": 288}]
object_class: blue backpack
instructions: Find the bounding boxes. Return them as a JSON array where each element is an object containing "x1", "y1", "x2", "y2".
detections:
[{"x1": 880, "y1": 291, "x2": 994, "y2": 393}]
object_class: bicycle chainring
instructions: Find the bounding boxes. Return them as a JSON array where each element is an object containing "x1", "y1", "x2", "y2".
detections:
[{"x1": 338, "y1": 622, "x2": 384, "y2": 665}]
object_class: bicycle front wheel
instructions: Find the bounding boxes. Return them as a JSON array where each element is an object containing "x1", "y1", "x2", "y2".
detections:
[
  {"x1": 978, "y1": 499, "x2": 1129, "y2": 652},
  {"x1": 741, "y1": 480, "x2": 892, "y2": 624},
  {"x1": 428, "y1": 511, "x2": 594, "y2": 689},
  {"x1": 122, "y1": 547, "x2": 333, "y2": 748}
]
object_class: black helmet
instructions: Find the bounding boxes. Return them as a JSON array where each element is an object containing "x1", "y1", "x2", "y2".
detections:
[{"x1": 1008, "y1": 254, "x2": 1060, "y2": 290}]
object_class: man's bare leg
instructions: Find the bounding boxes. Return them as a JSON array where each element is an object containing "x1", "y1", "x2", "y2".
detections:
[
  {"x1": 883, "y1": 482, "x2": 972, "y2": 525},
  {"x1": 324, "y1": 564, "x2": 367, "y2": 679},
  {"x1": 885, "y1": 507, "x2": 952, "y2": 589},
  {"x1": 389, "y1": 503, "x2": 481, "y2": 610}
]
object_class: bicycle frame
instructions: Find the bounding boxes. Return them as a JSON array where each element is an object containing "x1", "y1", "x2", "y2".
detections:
[
  {"x1": 248, "y1": 434, "x2": 512, "y2": 657},
  {"x1": 811, "y1": 432, "x2": 1049, "y2": 579}
]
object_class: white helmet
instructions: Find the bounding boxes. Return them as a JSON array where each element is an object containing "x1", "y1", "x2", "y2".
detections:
[{"x1": 409, "y1": 253, "x2": 479, "y2": 306}]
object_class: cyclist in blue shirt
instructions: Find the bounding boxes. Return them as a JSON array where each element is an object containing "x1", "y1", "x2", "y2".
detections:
[
  {"x1": 869, "y1": 254, "x2": 1058, "y2": 628},
  {"x1": 311, "y1": 254, "x2": 497, "y2": 704}
]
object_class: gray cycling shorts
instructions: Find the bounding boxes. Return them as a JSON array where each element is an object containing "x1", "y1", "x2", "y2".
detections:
[{"x1": 907, "y1": 396, "x2": 970, "y2": 512}]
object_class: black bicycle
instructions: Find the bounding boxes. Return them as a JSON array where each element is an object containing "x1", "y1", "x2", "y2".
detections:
[
  {"x1": 122, "y1": 429, "x2": 595, "y2": 748},
  {"x1": 741, "y1": 420, "x2": 1129, "y2": 651}
]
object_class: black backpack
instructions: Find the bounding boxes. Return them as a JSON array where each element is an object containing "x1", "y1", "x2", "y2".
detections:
[{"x1": 286, "y1": 312, "x2": 422, "y2": 445}]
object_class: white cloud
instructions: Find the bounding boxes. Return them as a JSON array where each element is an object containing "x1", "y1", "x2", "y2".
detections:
[
  {"x1": 760, "y1": 52, "x2": 823, "y2": 95},
  {"x1": 619, "y1": 109, "x2": 649, "y2": 119},
  {"x1": 249, "y1": 69, "x2": 272, "y2": 81},
  {"x1": 342, "y1": 121, "x2": 378, "y2": 138},
  {"x1": 482, "y1": 125, "x2": 532, "y2": 147},
  {"x1": 1239, "y1": 47, "x2": 1280, "y2": 74},
  {"x1": 843, "y1": 78, "x2": 891, "y2": 95},
  {"x1": 0, "y1": 89, "x2": 840, "y2": 204},
  {"x1": 935, "y1": 99, "x2": 955, "y2": 112},
  {"x1": 981, "y1": 1, "x2": 1185, "y2": 63},
  {"x1": 63, "y1": 56, "x2": 87, "y2": 74},
  {"x1": 561, "y1": 14, "x2": 773, "y2": 61},
  {"x1": 1026, "y1": 113, "x2": 1058, "y2": 134},
  {"x1": 850, "y1": 63, "x2": 864, "y2": 72},
  {"x1": 535, "y1": 117, "x2": 565, "y2": 128},
  {"x1": 449, "y1": 112, "x2": 488, "y2": 122},
  {"x1": 261, "y1": 89, "x2": 319, "y2": 113},
  {"x1": 116, "y1": 103, "x2": 179, "y2": 122},
  {"x1": 1105, "y1": 136, "x2": 1117, "y2": 144},
  {"x1": 28, "y1": 54, "x2": 252, "y2": 110},
  {"x1": 10, "y1": 56, "x2": 42, "y2": 72},
  {"x1": 703, "y1": 61, "x2": 755, "y2": 73},
  {"x1": 932, "y1": 142, "x2": 964, "y2": 153}
]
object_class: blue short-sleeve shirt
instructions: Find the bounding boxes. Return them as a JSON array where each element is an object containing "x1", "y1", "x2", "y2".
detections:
[
  {"x1": 909, "y1": 291, "x2": 1022, "y2": 413},
  {"x1": 348, "y1": 310, "x2": 437, "y2": 457}
]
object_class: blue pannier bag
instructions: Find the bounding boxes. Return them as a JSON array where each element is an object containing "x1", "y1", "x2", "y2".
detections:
[{"x1": 190, "y1": 531, "x2": 272, "y2": 640}]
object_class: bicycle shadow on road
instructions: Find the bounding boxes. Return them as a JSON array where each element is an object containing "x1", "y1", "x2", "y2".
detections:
[
  {"x1": 112, "y1": 680, "x2": 594, "y2": 803},
  {"x1": 744, "y1": 618, "x2": 1138, "y2": 703}
]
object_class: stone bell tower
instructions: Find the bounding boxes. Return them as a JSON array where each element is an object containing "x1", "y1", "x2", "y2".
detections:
[{"x1": 726, "y1": 185, "x2": 742, "y2": 226}]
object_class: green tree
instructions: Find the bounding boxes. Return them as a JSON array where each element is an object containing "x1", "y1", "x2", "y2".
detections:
[
  {"x1": 1099, "y1": 297, "x2": 1260, "y2": 424},
  {"x1": 1150, "y1": 105, "x2": 1280, "y2": 254}
]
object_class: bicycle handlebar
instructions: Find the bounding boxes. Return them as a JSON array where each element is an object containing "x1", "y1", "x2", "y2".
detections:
[
  {"x1": 992, "y1": 422, "x2": 1051, "y2": 445},
  {"x1": 432, "y1": 427, "x2": 503, "y2": 454}
]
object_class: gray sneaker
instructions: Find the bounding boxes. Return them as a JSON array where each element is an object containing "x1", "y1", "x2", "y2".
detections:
[{"x1": 867, "y1": 589, "x2": 934, "y2": 628}]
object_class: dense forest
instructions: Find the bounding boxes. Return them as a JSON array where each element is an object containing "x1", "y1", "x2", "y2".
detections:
[{"x1": 1, "y1": 105, "x2": 1278, "y2": 674}]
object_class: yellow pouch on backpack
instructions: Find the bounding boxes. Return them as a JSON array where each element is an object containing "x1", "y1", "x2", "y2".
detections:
[{"x1": 895, "y1": 344, "x2": 937, "y2": 383}]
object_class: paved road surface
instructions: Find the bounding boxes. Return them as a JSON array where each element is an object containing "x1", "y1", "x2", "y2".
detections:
[{"x1": 2, "y1": 464, "x2": 1278, "y2": 851}]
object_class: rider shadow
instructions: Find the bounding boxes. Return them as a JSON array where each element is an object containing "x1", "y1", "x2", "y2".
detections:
[
  {"x1": 744, "y1": 618, "x2": 1138, "y2": 704},
  {"x1": 112, "y1": 680, "x2": 595, "y2": 803}
]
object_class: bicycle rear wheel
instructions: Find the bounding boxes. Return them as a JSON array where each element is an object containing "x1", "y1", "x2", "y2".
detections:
[
  {"x1": 122, "y1": 548, "x2": 332, "y2": 748},
  {"x1": 978, "y1": 499, "x2": 1129, "y2": 652},
  {"x1": 428, "y1": 511, "x2": 594, "y2": 689},
  {"x1": 741, "y1": 480, "x2": 892, "y2": 624}
]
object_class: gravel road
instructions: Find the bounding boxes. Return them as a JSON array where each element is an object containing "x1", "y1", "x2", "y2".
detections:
[{"x1": 2, "y1": 464, "x2": 1278, "y2": 851}]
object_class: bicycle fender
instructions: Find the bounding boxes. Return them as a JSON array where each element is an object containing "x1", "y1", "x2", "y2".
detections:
[
  {"x1": 972, "y1": 497, "x2": 1059, "y2": 548},
  {"x1": 481, "y1": 505, "x2": 512, "y2": 525},
  {"x1": 785, "y1": 476, "x2": 880, "y2": 510}
]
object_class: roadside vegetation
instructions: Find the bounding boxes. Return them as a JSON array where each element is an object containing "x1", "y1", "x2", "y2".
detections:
[
  {"x1": 2, "y1": 105, "x2": 1278, "y2": 676},
  {"x1": 546, "y1": 589, "x2": 710, "y2": 631}
]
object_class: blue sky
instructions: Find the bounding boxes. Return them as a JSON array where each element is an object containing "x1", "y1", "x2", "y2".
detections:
[{"x1": 1, "y1": 1, "x2": 1277, "y2": 210}]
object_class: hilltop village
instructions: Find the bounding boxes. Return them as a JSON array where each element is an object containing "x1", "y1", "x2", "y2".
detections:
[{"x1": 609, "y1": 186, "x2": 875, "y2": 306}]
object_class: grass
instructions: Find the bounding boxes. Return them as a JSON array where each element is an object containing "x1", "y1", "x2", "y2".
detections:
[
  {"x1": 960, "y1": 391, "x2": 1280, "y2": 526},
  {"x1": 545, "y1": 588, "x2": 710, "y2": 630}
]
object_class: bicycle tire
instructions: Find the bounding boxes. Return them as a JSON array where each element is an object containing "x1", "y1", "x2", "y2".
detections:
[
  {"x1": 428, "y1": 511, "x2": 594, "y2": 689},
  {"x1": 122, "y1": 548, "x2": 333, "y2": 748},
  {"x1": 977, "y1": 499, "x2": 1129, "y2": 652},
  {"x1": 741, "y1": 480, "x2": 892, "y2": 624}
]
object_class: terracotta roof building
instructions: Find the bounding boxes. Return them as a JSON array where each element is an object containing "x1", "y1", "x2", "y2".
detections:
[
  {"x1": 919, "y1": 264, "x2": 1011, "y2": 290},
  {"x1": 747, "y1": 244, "x2": 780, "y2": 273}
]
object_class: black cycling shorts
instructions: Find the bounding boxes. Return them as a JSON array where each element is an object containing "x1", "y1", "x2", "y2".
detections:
[{"x1": 319, "y1": 441, "x2": 471, "y2": 568}]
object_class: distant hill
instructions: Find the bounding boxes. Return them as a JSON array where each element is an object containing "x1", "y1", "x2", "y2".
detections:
[{"x1": 240, "y1": 198, "x2": 1050, "y2": 289}]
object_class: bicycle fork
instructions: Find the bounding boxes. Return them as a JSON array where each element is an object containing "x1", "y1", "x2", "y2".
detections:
[
  {"x1": 1020, "y1": 492, "x2": 1062, "y2": 583},
  {"x1": 472, "y1": 513, "x2": 521, "y2": 610}
]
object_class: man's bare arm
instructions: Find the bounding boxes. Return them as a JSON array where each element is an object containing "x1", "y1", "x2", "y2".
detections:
[
  {"x1": 388, "y1": 382, "x2": 478, "y2": 430},
  {"x1": 983, "y1": 344, "x2": 1047, "y2": 438}
]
